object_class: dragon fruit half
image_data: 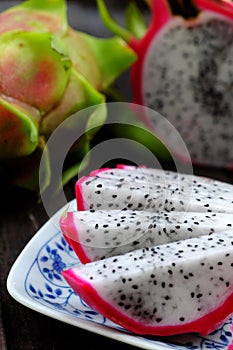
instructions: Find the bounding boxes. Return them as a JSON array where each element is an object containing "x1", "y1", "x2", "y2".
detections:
[
  {"x1": 97, "y1": 0, "x2": 233, "y2": 168},
  {"x1": 61, "y1": 165, "x2": 233, "y2": 336},
  {"x1": 0, "y1": 0, "x2": 136, "y2": 191}
]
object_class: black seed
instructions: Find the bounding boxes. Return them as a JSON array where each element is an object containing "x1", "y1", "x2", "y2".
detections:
[
  {"x1": 125, "y1": 304, "x2": 131, "y2": 310},
  {"x1": 132, "y1": 285, "x2": 138, "y2": 289}
]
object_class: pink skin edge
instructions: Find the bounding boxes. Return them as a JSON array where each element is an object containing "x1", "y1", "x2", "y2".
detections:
[
  {"x1": 75, "y1": 176, "x2": 89, "y2": 211},
  {"x1": 59, "y1": 212, "x2": 91, "y2": 264},
  {"x1": 89, "y1": 168, "x2": 111, "y2": 176},
  {"x1": 116, "y1": 164, "x2": 146, "y2": 169},
  {"x1": 91, "y1": 166, "x2": 147, "y2": 175},
  {"x1": 128, "y1": 0, "x2": 172, "y2": 108},
  {"x1": 63, "y1": 268, "x2": 233, "y2": 336}
]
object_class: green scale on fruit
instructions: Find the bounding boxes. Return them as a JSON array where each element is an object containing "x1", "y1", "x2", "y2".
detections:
[{"x1": 0, "y1": 0, "x2": 136, "y2": 191}]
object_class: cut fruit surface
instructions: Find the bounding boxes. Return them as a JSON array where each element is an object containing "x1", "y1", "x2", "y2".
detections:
[
  {"x1": 60, "y1": 209, "x2": 233, "y2": 263},
  {"x1": 76, "y1": 170, "x2": 233, "y2": 213},
  {"x1": 61, "y1": 165, "x2": 233, "y2": 336},
  {"x1": 63, "y1": 228, "x2": 233, "y2": 336}
]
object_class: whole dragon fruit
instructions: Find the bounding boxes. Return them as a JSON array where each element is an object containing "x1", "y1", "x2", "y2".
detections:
[
  {"x1": 0, "y1": 0, "x2": 136, "y2": 191},
  {"x1": 97, "y1": 0, "x2": 233, "y2": 168},
  {"x1": 62, "y1": 165, "x2": 233, "y2": 336}
]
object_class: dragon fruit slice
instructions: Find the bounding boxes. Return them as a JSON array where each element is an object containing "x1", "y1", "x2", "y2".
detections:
[
  {"x1": 91, "y1": 166, "x2": 233, "y2": 193},
  {"x1": 60, "y1": 208, "x2": 233, "y2": 263},
  {"x1": 97, "y1": 0, "x2": 233, "y2": 168},
  {"x1": 76, "y1": 171, "x2": 233, "y2": 213},
  {"x1": 0, "y1": 0, "x2": 136, "y2": 191},
  {"x1": 63, "y1": 228, "x2": 233, "y2": 336}
]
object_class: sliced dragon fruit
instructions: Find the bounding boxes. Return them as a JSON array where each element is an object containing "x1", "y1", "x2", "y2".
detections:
[
  {"x1": 63, "y1": 228, "x2": 233, "y2": 336},
  {"x1": 91, "y1": 166, "x2": 233, "y2": 193},
  {"x1": 76, "y1": 171, "x2": 233, "y2": 213},
  {"x1": 97, "y1": 0, "x2": 233, "y2": 168},
  {"x1": 60, "y1": 208, "x2": 233, "y2": 263}
]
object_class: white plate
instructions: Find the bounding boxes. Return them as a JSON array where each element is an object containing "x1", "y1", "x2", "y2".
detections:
[{"x1": 7, "y1": 199, "x2": 233, "y2": 350}]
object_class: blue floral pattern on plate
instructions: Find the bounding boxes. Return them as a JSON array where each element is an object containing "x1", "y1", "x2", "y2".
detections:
[{"x1": 7, "y1": 200, "x2": 233, "y2": 350}]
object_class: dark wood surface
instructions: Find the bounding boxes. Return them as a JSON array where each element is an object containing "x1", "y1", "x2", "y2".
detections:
[{"x1": 0, "y1": 1, "x2": 233, "y2": 350}]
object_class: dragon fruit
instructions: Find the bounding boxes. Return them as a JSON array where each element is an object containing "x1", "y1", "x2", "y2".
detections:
[
  {"x1": 61, "y1": 165, "x2": 233, "y2": 335},
  {"x1": 97, "y1": 0, "x2": 233, "y2": 168},
  {"x1": 75, "y1": 168, "x2": 233, "y2": 213},
  {"x1": 63, "y1": 228, "x2": 233, "y2": 336},
  {"x1": 60, "y1": 208, "x2": 233, "y2": 263},
  {"x1": 0, "y1": 0, "x2": 136, "y2": 191}
]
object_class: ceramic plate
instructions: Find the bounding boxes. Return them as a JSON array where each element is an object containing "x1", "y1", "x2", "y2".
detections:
[{"x1": 7, "y1": 200, "x2": 233, "y2": 350}]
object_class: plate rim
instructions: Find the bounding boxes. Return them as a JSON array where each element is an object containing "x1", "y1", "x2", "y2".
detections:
[{"x1": 6, "y1": 199, "x2": 177, "y2": 350}]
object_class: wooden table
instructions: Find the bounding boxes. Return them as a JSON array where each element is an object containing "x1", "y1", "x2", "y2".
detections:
[{"x1": 1, "y1": 1, "x2": 233, "y2": 349}]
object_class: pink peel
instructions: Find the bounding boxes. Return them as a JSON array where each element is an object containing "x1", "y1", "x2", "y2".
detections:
[
  {"x1": 89, "y1": 167, "x2": 111, "y2": 177},
  {"x1": 75, "y1": 176, "x2": 88, "y2": 211},
  {"x1": 59, "y1": 212, "x2": 90, "y2": 263}
]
